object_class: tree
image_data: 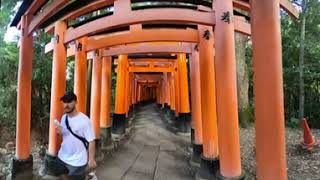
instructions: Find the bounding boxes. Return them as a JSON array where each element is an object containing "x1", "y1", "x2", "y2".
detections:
[
  {"x1": 0, "y1": 1, "x2": 20, "y2": 129},
  {"x1": 235, "y1": 32, "x2": 251, "y2": 127},
  {"x1": 281, "y1": 0, "x2": 320, "y2": 128},
  {"x1": 298, "y1": 0, "x2": 307, "y2": 121}
]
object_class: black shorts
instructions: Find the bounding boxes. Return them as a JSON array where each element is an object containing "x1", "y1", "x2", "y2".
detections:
[{"x1": 56, "y1": 158, "x2": 87, "y2": 180}]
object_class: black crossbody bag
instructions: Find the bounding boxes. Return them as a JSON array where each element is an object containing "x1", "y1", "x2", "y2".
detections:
[{"x1": 65, "y1": 115, "x2": 89, "y2": 150}]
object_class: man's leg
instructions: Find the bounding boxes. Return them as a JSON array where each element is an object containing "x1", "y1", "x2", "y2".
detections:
[{"x1": 65, "y1": 164, "x2": 87, "y2": 180}]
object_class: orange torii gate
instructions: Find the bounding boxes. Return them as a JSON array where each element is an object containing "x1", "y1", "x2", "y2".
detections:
[{"x1": 11, "y1": 0, "x2": 298, "y2": 180}]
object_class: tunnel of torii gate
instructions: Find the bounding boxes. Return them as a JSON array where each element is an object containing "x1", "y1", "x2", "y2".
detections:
[{"x1": 10, "y1": 0, "x2": 298, "y2": 179}]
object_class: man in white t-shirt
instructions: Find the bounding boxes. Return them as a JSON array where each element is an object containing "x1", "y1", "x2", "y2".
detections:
[{"x1": 55, "y1": 91, "x2": 97, "y2": 180}]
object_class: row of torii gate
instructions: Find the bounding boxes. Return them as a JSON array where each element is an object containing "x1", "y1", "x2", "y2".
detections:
[{"x1": 10, "y1": 0, "x2": 298, "y2": 179}]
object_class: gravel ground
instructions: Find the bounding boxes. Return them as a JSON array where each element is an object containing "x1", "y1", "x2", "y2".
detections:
[
  {"x1": 1, "y1": 121, "x2": 320, "y2": 179},
  {"x1": 240, "y1": 126, "x2": 320, "y2": 180}
]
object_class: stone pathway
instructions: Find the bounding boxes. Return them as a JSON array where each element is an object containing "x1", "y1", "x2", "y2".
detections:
[{"x1": 96, "y1": 103, "x2": 193, "y2": 180}]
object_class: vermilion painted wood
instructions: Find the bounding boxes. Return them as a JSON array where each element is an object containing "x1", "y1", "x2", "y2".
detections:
[
  {"x1": 170, "y1": 73, "x2": 176, "y2": 111},
  {"x1": 44, "y1": 26, "x2": 248, "y2": 55},
  {"x1": 174, "y1": 62, "x2": 180, "y2": 117},
  {"x1": 45, "y1": 0, "x2": 114, "y2": 33},
  {"x1": 215, "y1": 0, "x2": 242, "y2": 177},
  {"x1": 115, "y1": 55, "x2": 128, "y2": 114},
  {"x1": 100, "y1": 57, "x2": 112, "y2": 128},
  {"x1": 190, "y1": 48, "x2": 203, "y2": 145},
  {"x1": 48, "y1": 21, "x2": 67, "y2": 155},
  {"x1": 251, "y1": 0, "x2": 287, "y2": 179},
  {"x1": 90, "y1": 50, "x2": 103, "y2": 139},
  {"x1": 104, "y1": 44, "x2": 192, "y2": 57},
  {"x1": 74, "y1": 37, "x2": 88, "y2": 114},
  {"x1": 177, "y1": 53, "x2": 190, "y2": 113},
  {"x1": 64, "y1": 8, "x2": 215, "y2": 43},
  {"x1": 87, "y1": 29, "x2": 199, "y2": 52},
  {"x1": 28, "y1": 0, "x2": 69, "y2": 34},
  {"x1": 16, "y1": 15, "x2": 33, "y2": 160},
  {"x1": 36, "y1": 0, "x2": 297, "y2": 34},
  {"x1": 198, "y1": 25, "x2": 219, "y2": 159}
]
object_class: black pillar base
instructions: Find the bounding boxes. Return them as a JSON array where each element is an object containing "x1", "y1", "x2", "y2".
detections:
[
  {"x1": 128, "y1": 109, "x2": 132, "y2": 118},
  {"x1": 94, "y1": 139, "x2": 105, "y2": 161},
  {"x1": 170, "y1": 110, "x2": 176, "y2": 117},
  {"x1": 166, "y1": 105, "x2": 171, "y2": 113},
  {"x1": 197, "y1": 154, "x2": 220, "y2": 180},
  {"x1": 112, "y1": 113, "x2": 126, "y2": 135},
  {"x1": 100, "y1": 127, "x2": 112, "y2": 149},
  {"x1": 125, "y1": 119, "x2": 129, "y2": 128},
  {"x1": 191, "y1": 128, "x2": 195, "y2": 144},
  {"x1": 11, "y1": 155, "x2": 33, "y2": 180},
  {"x1": 163, "y1": 103, "x2": 168, "y2": 112},
  {"x1": 216, "y1": 171, "x2": 246, "y2": 180},
  {"x1": 177, "y1": 113, "x2": 191, "y2": 133},
  {"x1": 190, "y1": 144, "x2": 203, "y2": 167},
  {"x1": 44, "y1": 154, "x2": 68, "y2": 176}
]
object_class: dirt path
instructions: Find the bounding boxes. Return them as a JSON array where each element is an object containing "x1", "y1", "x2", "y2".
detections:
[{"x1": 96, "y1": 103, "x2": 193, "y2": 180}]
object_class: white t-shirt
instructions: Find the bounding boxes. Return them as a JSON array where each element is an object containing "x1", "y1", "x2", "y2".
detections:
[{"x1": 58, "y1": 112, "x2": 95, "y2": 167}]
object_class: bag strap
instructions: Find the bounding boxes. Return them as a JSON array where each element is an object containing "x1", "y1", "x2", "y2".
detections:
[{"x1": 65, "y1": 115, "x2": 89, "y2": 150}]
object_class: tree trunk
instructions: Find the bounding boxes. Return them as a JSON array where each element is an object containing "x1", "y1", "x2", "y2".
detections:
[
  {"x1": 235, "y1": 32, "x2": 251, "y2": 127},
  {"x1": 299, "y1": 0, "x2": 307, "y2": 121}
]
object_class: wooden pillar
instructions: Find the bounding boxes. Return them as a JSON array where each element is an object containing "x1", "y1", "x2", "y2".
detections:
[
  {"x1": 190, "y1": 50, "x2": 203, "y2": 144},
  {"x1": 137, "y1": 84, "x2": 141, "y2": 103},
  {"x1": 177, "y1": 53, "x2": 191, "y2": 133},
  {"x1": 161, "y1": 80, "x2": 164, "y2": 105},
  {"x1": 13, "y1": 15, "x2": 34, "y2": 179},
  {"x1": 15, "y1": 15, "x2": 33, "y2": 160},
  {"x1": 100, "y1": 56, "x2": 112, "y2": 128},
  {"x1": 112, "y1": 55, "x2": 128, "y2": 134},
  {"x1": 190, "y1": 47, "x2": 203, "y2": 162},
  {"x1": 164, "y1": 72, "x2": 170, "y2": 107},
  {"x1": 215, "y1": 0, "x2": 243, "y2": 178},
  {"x1": 128, "y1": 73, "x2": 133, "y2": 109},
  {"x1": 100, "y1": 56, "x2": 112, "y2": 147},
  {"x1": 197, "y1": 25, "x2": 219, "y2": 178},
  {"x1": 48, "y1": 21, "x2": 67, "y2": 155},
  {"x1": 74, "y1": 37, "x2": 87, "y2": 113},
  {"x1": 251, "y1": 1, "x2": 287, "y2": 179},
  {"x1": 174, "y1": 66, "x2": 180, "y2": 118},
  {"x1": 11, "y1": 15, "x2": 33, "y2": 179},
  {"x1": 90, "y1": 50, "x2": 102, "y2": 139},
  {"x1": 124, "y1": 68, "x2": 130, "y2": 117},
  {"x1": 156, "y1": 85, "x2": 160, "y2": 104},
  {"x1": 170, "y1": 73, "x2": 176, "y2": 111},
  {"x1": 133, "y1": 78, "x2": 137, "y2": 105}
]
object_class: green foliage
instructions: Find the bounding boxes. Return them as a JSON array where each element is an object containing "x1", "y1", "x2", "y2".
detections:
[
  {"x1": 30, "y1": 31, "x2": 53, "y2": 132},
  {"x1": 0, "y1": 42, "x2": 19, "y2": 129},
  {"x1": 281, "y1": 0, "x2": 320, "y2": 128}
]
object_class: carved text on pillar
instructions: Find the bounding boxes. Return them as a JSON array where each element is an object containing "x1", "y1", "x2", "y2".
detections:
[
  {"x1": 194, "y1": 44, "x2": 199, "y2": 51},
  {"x1": 77, "y1": 43, "x2": 83, "y2": 51},
  {"x1": 203, "y1": 30, "x2": 211, "y2": 40},
  {"x1": 221, "y1": 11, "x2": 231, "y2": 24}
]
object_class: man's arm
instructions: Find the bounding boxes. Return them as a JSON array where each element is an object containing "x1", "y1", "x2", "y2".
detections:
[{"x1": 88, "y1": 140, "x2": 97, "y2": 169}]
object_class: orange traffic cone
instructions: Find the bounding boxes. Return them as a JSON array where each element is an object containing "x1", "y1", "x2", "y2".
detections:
[{"x1": 301, "y1": 118, "x2": 316, "y2": 151}]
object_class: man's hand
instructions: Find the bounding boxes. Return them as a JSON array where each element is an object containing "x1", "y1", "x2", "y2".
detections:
[
  {"x1": 54, "y1": 119, "x2": 62, "y2": 135},
  {"x1": 88, "y1": 158, "x2": 97, "y2": 169}
]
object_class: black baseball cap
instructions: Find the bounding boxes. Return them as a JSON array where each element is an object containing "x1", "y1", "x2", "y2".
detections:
[{"x1": 60, "y1": 91, "x2": 77, "y2": 103}]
